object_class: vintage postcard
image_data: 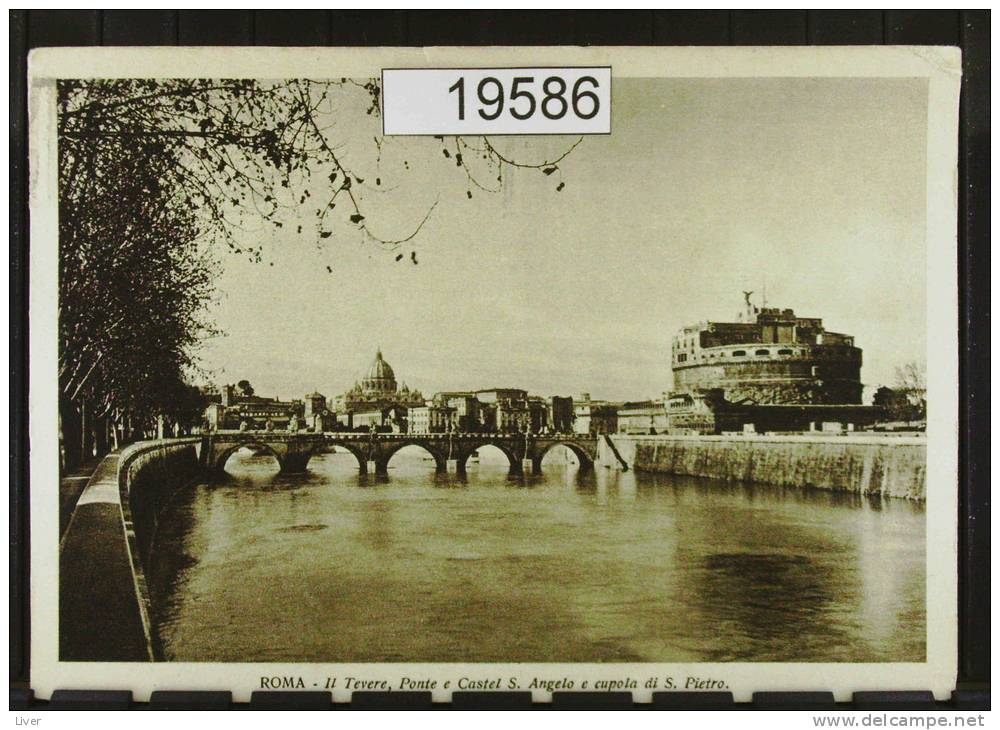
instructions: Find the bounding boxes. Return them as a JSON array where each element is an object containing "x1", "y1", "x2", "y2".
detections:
[{"x1": 28, "y1": 46, "x2": 961, "y2": 702}]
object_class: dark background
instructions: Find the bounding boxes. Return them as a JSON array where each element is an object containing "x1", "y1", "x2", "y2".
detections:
[{"x1": 10, "y1": 9, "x2": 989, "y2": 710}]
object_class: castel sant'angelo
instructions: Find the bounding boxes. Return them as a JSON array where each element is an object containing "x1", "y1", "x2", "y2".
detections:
[
  {"x1": 672, "y1": 292, "x2": 864, "y2": 405},
  {"x1": 667, "y1": 292, "x2": 877, "y2": 434}
]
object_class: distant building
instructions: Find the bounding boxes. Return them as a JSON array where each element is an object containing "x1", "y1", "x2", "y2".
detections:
[
  {"x1": 352, "y1": 404, "x2": 407, "y2": 433},
  {"x1": 495, "y1": 399, "x2": 528, "y2": 433},
  {"x1": 432, "y1": 392, "x2": 482, "y2": 432},
  {"x1": 206, "y1": 385, "x2": 303, "y2": 430},
  {"x1": 528, "y1": 397, "x2": 549, "y2": 433},
  {"x1": 334, "y1": 349, "x2": 424, "y2": 432},
  {"x1": 308, "y1": 411, "x2": 338, "y2": 433},
  {"x1": 872, "y1": 385, "x2": 926, "y2": 424},
  {"x1": 410, "y1": 389, "x2": 551, "y2": 435},
  {"x1": 667, "y1": 294, "x2": 882, "y2": 434},
  {"x1": 475, "y1": 388, "x2": 528, "y2": 404},
  {"x1": 301, "y1": 392, "x2": 339, "y2": 432},
  {"x1": 408, "y1": 404, "x2": 455, "y2": 434},
  {"x1": 617, "y1": 400, "x2": 668, "y2": 435},
  {"x1": 573, "y1": 393, "x2": 620, "y2": 435},
  {"x1": 548, "y1": 396, "x2": 575, "y2": 433},
  {"x1": 472, "y1": 388, "x2": 548, "y2": 433},
  {"x1": 303, "y1": 392, "x2": 327, "y2": 418}
]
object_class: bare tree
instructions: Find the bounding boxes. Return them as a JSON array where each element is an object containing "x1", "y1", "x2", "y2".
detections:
[
  {"x1": 893, "y1": 361, "x2": 926, "y2": 392},
  {"x1": 57, "y1": 78, "x2": 579, "y2": 468},
  {"x1": 58, "y1": 78, "x2": 577, "y2": 258},
  {"x1": 59, "y1": 135, "x2": 218, "y2": 466}
]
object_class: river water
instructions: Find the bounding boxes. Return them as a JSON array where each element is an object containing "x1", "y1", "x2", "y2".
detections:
[{"x1": 147, "y1": 447, "x2": 925, "y2": 663}]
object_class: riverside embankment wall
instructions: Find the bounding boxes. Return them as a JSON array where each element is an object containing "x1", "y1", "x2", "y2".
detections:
[
  {"x1": 59, "y1": 438, "x2": 201, "y2": 661},
  {"x1": 604, "y1": 434, "x2": 926, "y2": 500}
]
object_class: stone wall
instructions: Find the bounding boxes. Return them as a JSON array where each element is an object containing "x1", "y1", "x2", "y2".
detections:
[
  {"x1": 121, "y1": 439, "x2": 202, "y2": 569},
  {"x1": 605, "y1": 434, "x2": 926, "y2": 500}
]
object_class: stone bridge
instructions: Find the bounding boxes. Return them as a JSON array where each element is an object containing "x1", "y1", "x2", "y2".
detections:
[{"x1": 202, "y1": 431, "x2": 601, "y2": 476}]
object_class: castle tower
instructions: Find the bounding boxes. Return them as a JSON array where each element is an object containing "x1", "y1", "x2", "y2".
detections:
[{"x1": 671, "y1": 295, "x2": 863, "y2": 406}]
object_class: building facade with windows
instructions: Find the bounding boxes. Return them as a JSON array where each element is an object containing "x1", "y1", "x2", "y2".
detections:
[
  {"x1": 671, "y1": 295, "x2": 864, "y2": 406},
  {"x1": 408, "y1": 404, "x2": 456, "y2": 434},
  {"x1": 548, "y1": 396, "x2": 575, "y2": 433},
  {"x1": 431, "y1": 392, "x2": 482, "y2": 432},
  {"x1": 205, "y1": 386, "x2": 304, "y2": 431},
  {"x1": 667, "y1": 295, "x2": 881, "y2": 434},
  {"x1": 573, "y1": 393, "x2": 620, "y2": 435},
  {"x1": 617, "y1": 400, "x2": 669, "y2": 435}
]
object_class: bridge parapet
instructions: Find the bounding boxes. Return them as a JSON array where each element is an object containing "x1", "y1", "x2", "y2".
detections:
[{"x1": 203, "y1": 431, "x2": 599, "y2": 476}]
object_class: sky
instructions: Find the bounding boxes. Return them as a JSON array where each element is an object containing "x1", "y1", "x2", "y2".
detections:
[{"x1": 197, "y1": 77, "x2": 928, "y2": 403}]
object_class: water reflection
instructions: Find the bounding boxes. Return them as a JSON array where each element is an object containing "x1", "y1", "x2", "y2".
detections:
[{"x1": 146, "y1": 450, "x2": 925, "y2": 663}]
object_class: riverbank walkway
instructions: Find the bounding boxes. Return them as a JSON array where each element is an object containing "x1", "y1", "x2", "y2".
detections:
[
  {"x1": 59, "y1": 456, "x2": 102, "y2": 538},
  {"x1": 59, "y1": 451, "x2": 153, "y2": 661}
]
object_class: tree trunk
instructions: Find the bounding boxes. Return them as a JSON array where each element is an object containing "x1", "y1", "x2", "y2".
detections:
[
  {"x1": 94, "y1": 414, "x2": 109, "y2": 457},
  {"x1": 80, "y1": 401, "x2": 97, "y2": 462},
  {"x1": 59, "y1": 394, "x2": 82, "y2": 473},
  {"x1": 110, "y1": 415, "x2": 121, "y2": 450}
]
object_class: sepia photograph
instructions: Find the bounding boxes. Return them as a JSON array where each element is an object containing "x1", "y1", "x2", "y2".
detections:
[{"x1": 28, "y1": 46, "x2": 961, "y2": 701}]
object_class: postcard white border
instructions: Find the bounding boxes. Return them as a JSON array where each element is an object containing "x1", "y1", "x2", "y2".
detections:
[{"x1": 28, "y1": 46, "x2": 961, "y2": 702}]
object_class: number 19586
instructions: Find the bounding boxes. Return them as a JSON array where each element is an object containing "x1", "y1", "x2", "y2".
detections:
[{"x1": 448, "y1": 75, "x2": 601, "y2": 122}]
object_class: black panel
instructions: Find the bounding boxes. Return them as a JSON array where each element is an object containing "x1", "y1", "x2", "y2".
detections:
[
  {"x1": 103, "y1": 10, "x2": 177, "y2": 45},
  {"x1": 9, "y1": 689, "x2": 34, "y2": 710},
  {"x1": 472, "y1": 11, "x2": 581, "y2": 46},
  {"x1": 27, "y1": 9, "x2": 100, "y2": 47},
  {"x1": 732, "y1": 11, "x2": 807, "y2": 45},
  {"x1": 178, "y1": 10, "x2": 253, "y2": 45},
  {"x1": 552, "y1": 691, "x2": 633, "y2": 709},
  {"x1": 807, "y1": 10, "x2": 884, "y2": 45},
  {"x1": 50, "y1": 690, "x2": 132, "y2": 710},
  {"x1": 149, "y1": 691, "x2": 232, "y2": 710},
  {"x1": 853, "y1": 691, "x2": 936, "y2": 709},
  {"x1": 329, "y1": 10, "x2": 408, "y2": 46},
  {"x1": 652, "y1": 691, "x2": 735, "y2": 708},
  {"x1": 957, "y1": 8, "x2": 991, "y2": 688},
  {"x1": 753, "y1": 691, "x2": 836, "y2": 709},
  {"x1": 572, "y1": 11, "x2": 655, "y2": 45},
  {"x1": 350, "y1": 691, "x2": 433, "y2": 709},
  {"x1": 249, "y1": 691, "x2": 331, "y2": 710},
  {"x1": 406, "y1": 10, "x2": 654, "y2": 47},
  {"x1": 886, "y1": 10, "x2": 961, "y2": 45},
  {"x1": 9, "y1": 9, "x2": 29, "y2": 691},
  {"x1": 653, "y1": 10, "x2": 731, "y2": 45},
  {"x1": 406, "y1": 10, "x2": 495, "y2": 46},
  {"x1": 952, "y1": 689, "x2": 991, "y2": 709},
  {"x1": 451, "y1": 691, "x2": 534, "y2": 709},
  {"x1": 254, "y1": 10, "x2": 330, "y2": 46}
]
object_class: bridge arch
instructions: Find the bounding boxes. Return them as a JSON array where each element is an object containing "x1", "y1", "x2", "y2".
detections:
[
  {"x1": 535, "y1": 440, "x2": 595, "y2": 471},
  {"x1": 319, "y1": 440, "x2": 370, "y2": 474},
  {"x1": 456, "y1": 440, "x2": 522, "y2": 475},
  {"x1": 214, "y1": 442, "x2": 284, "y2": 473},
  {"x1": 376, "y1": 440, "x2": 448, "y2": 475}
]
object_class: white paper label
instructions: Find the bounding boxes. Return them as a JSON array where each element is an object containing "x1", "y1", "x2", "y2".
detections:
[{"x1": 382, "y1": 67, "x2": 611, "y2": 136}]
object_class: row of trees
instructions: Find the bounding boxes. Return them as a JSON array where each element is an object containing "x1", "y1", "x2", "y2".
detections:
[
  {"x1": 57, "y1": 78, "x2": 575, "y2": 471},
  {"x1": 59, "y1": 131, "x2": 216, "y2": 466}
]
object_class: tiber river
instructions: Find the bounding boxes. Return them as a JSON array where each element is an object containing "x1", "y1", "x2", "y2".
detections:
[{"x1": 147, "y1": 446, "x2": 925, "y2": 663}]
